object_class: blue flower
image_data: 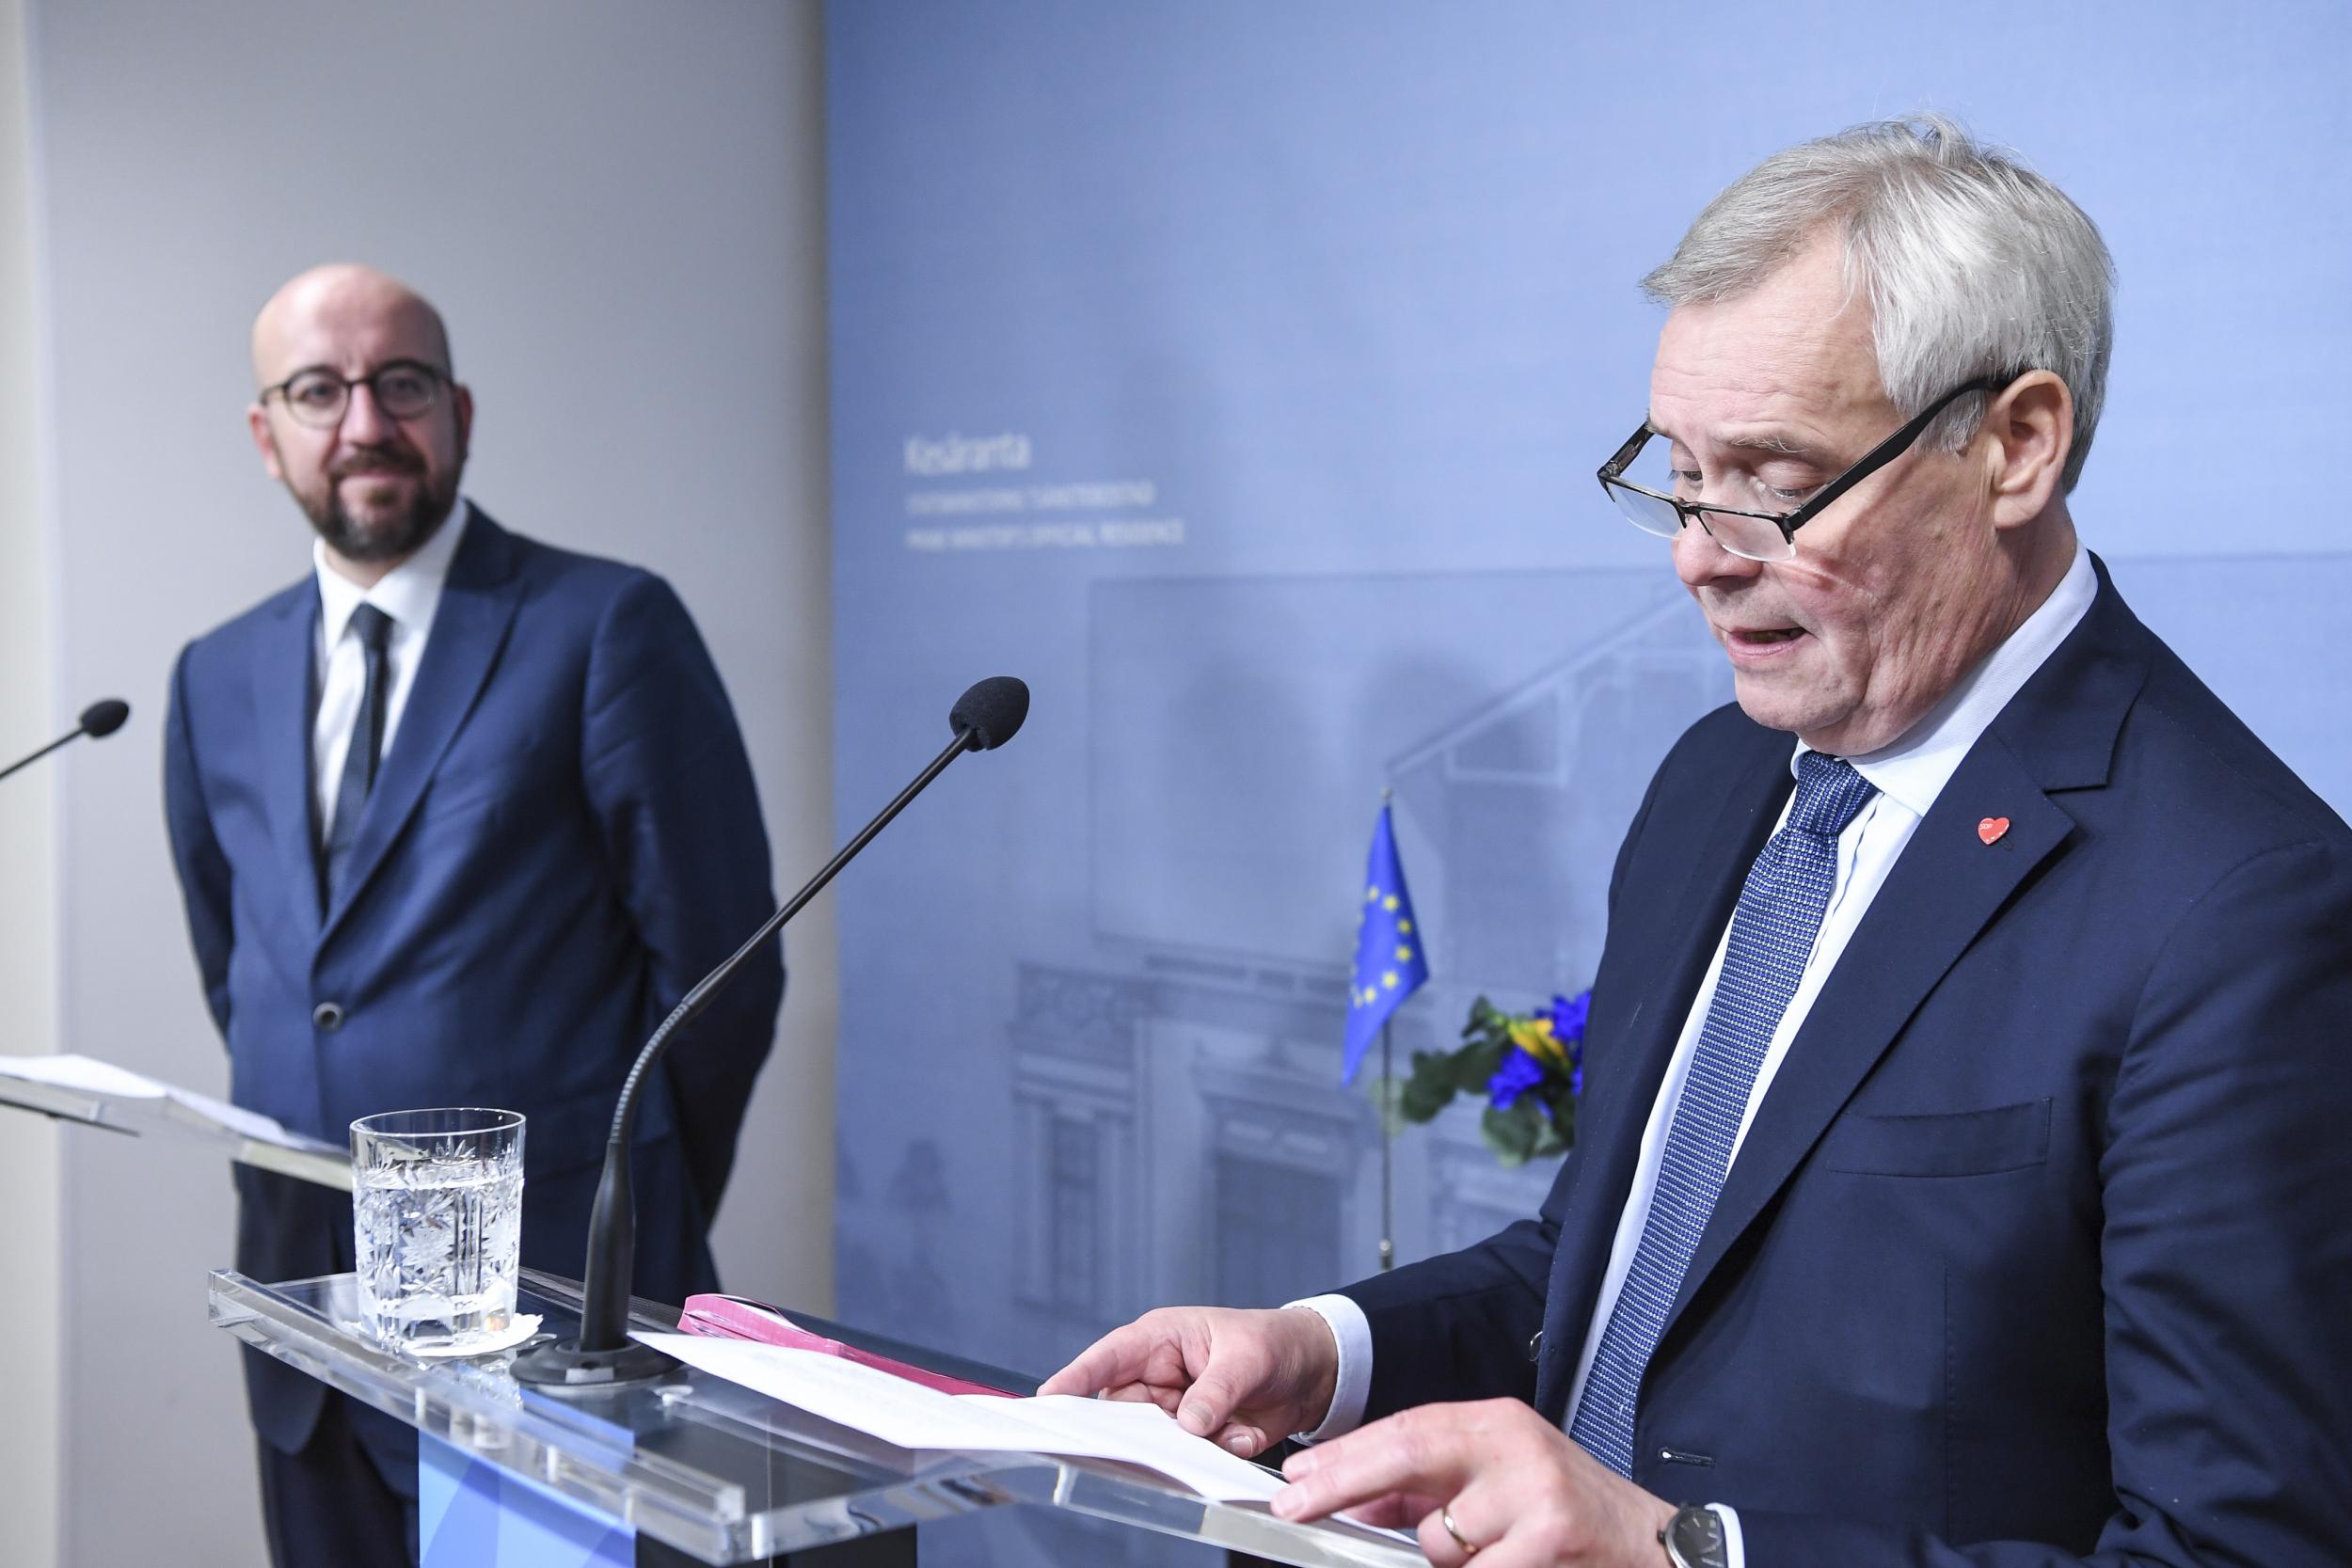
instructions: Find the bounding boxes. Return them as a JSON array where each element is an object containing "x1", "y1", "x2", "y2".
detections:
[
  {"x1": 1487, "y1": 1046, "x2": 1548, "y2": 1111},
  {"x1": 1548, "y1": 990, "x2": 1592, "y2": 1045},
  {"x1": 1550, "y1": 990, "x2": 1591, "y2": 1097}
]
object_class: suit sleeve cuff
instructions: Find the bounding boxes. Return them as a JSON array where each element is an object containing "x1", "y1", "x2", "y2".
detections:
[
  {"x1": 1713, "y1": 1503, "x2": 1744, "y2": 1568},
  {"x1": 1282, "y1": 1294, "x2": 1371, "y2": 1441}
]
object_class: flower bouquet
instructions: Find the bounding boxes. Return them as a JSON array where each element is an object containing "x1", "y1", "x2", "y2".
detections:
[{"x1": 1380, "y1": 990, "x2": 1588, "y2": 1166}]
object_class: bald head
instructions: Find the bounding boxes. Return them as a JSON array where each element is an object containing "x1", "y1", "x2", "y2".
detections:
[
  {"x1": 246, "y1": 262, "x2": 472, "y2": 583},
  {"x1": 250, "y1": 263, "x2": 452, "y2": 388}
]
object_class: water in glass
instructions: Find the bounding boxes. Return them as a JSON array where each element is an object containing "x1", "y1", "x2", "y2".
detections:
[{"x1": 352, "y1": 1108, "x2": 524, "y2": 1354}]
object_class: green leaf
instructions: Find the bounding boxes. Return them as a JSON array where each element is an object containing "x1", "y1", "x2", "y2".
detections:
[
  {"x1": 1448, "y1": 1039, "x2": 1505, "y2": 1094},
  {"x1": 1529, "y1": 1114, "x2": 1568, "y2": 1160},
  {"x1": 1479, "y1": 1102, "x2": 1537, "y2": 1167},
  {"x1": 1364, "y1": 1074, "x2": 1407, "y2": 1138},
  {"x1": 1398, "y1": 1051, "x2": 1459, "y2": 1123},
  {"x1": 1545, "y1": 1095, "x2": 1577, "y2": 1150}
]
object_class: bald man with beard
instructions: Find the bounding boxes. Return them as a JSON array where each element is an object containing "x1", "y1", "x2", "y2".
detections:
[{"x1": 164, "y1": 264, "x2": 784, "y2": 1568}]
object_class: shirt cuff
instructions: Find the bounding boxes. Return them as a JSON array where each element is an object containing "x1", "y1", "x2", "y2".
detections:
[
  {"x1": 1282, "y1": 1293, "x2": 1372, "y2": 1441},
  {"x1": 1713, "y1": 1503, "x2": 1744, "y2": 1568}
]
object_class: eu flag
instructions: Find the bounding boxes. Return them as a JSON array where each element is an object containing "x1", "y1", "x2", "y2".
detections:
[{"x1": 1343, "y1": 802, "x2": 1429, "y2": 1083}]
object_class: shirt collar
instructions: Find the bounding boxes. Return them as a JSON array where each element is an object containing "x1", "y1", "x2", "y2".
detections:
[
  {"x1": 1795, "y1": 542, "x2": 2097, "y2": 818},
  {"x1": 313, "y1": 499, "x2": 472, "y2": 648}
]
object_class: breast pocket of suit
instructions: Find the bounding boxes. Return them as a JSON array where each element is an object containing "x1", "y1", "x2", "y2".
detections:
[
  {"x1": 1816, "y1": 1099, "x2": 2051, "y2": 1178},
  {"x1": 417, "y1": 736, "x2": 558, "y2": 826}
]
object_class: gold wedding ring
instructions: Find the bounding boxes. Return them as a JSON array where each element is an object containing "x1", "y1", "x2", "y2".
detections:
[{"x1": 1440, "y1": 1506, "x2": 1480, "y2": 1556}]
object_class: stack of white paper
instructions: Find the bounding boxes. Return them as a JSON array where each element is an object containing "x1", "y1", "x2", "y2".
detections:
[
  {"x1": 638, "y1": 1330, "x2": 1290, "y2": 1502},
  {"x1": 0, "y1": 1053, "x2": 338, "y2": 1153}
]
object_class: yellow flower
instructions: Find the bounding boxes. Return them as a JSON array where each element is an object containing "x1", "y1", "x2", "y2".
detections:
[{"x1": 1506, "y1": 1016, "x2": 1565, "y2": 1067}]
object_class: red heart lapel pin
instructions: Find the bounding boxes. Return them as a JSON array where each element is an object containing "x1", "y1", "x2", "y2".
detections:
[{"x1": 1978, "y1": 816, "x2": 2011, "y2": 846}]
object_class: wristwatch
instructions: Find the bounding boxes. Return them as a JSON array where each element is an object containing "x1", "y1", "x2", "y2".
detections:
[{"x1": 1659, "y1": 1503, "x2": 1729, "y2": 1568}]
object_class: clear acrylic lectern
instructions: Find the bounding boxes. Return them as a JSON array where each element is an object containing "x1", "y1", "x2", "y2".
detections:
[
  {"x1": 0, "y1": 1061, "x2": 349, "y2": 1189},
  {"x1": 210, "y1": 1266, "x2": 1421, "y2": 1568}
]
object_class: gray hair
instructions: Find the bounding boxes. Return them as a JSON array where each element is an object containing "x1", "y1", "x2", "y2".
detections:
[{"x1": 1645, "y1": 115, "x2": 2114, "y2": 493}]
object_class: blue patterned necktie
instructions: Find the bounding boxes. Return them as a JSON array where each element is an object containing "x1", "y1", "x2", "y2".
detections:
[{"x1": 1568, "y1": 751, "x2": 1878, "y2": 1476}]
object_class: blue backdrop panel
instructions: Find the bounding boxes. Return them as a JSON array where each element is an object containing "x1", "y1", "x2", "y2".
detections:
[{"x1": 828, "y1": 6, "x2": 2352, "y2": 1562}]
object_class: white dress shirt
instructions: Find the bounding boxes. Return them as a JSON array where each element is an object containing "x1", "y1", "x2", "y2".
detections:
[
  {"x1": 1291, "y1": 545, "x2": 2096, "y2": 1556},
  {"x1": 310, "y1": 502, "x2": 471, "y2": 838}
]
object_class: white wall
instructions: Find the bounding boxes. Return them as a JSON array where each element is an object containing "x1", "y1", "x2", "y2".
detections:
[
  {"x1": 0, "y1": 0, "x2": 63, "y2": 1562},
  {"x1": 23, "y1": 4, "x2": 833, "y2": 1562}
]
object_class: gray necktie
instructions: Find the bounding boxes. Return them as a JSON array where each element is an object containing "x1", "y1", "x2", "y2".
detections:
[{"x1": 321, "y1": 603, "x2": 394, "y2": 910}]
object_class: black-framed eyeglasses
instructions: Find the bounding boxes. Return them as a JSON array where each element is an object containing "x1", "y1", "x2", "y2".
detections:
[
  {"x1": 1597, "y1": 372, "x2": 2008, "y2": 562},
  {"x1": 260, "y1": 360, "x2": 449, "y2": 429}
]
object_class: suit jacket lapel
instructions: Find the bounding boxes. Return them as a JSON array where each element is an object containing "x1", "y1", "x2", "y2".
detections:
[
  {"x1": 253, "y1": 581, "x2": 323, "y2": 945},
  {"x1": 1652, "y1": 559, "x2": 2151, "y2": 1349},
  {"x1": 1534, "y1": 732, "x2": 1791, "y2": 1420},
  {"x1": 320, "y1": 513, "x2": 521, "y2": 943},
  {"x1": 1654, "y1": 739, "x2": 2073, "y2": 1342}
]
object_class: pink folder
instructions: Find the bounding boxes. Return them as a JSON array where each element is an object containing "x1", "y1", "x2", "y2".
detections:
[{"x1": 675, "y1": 1294, "x2": 1015, "y2": 1398}]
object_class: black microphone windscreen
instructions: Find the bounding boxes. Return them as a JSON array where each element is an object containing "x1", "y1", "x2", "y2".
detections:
[
  {"x1": 949, "y1": 676, "x2": 1029, "y2": 751},
  {"x1": 79, "y1": 699, "x2": 130, "y2": 738}
]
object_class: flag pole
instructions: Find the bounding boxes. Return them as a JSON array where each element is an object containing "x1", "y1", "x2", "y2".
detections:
[
  {"x1": 1378, "y1": 786, "x2": 1396, "y2": 1274},
  {"x1": 1379, "y1": 1018, "x2": 1395, "y2": 1273}
]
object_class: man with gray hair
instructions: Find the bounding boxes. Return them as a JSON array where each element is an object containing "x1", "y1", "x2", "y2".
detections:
[{"x1": 1045, "y1": 118, "x2": 2352, "y2": 1566}]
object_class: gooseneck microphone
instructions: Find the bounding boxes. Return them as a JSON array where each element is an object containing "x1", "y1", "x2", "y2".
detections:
[
  {"x1": 513, "y1": 675, "x2": 1030, "y2": 1389},
  {"x1": 0, "y1": 699, "x2": 132, "y2": 784}
]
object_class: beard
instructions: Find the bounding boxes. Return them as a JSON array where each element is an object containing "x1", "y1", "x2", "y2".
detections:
[{"x1": 294, "y1": 445, "x2": 462, "y2": 564}]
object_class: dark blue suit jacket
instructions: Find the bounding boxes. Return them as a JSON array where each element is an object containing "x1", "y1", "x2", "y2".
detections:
[
  {"x1": 164, "y1": 508, "x2": 784, "y2": 1455},
  {"x1": 1343, "y1": 562, "x2": 2352, "y2": 1565}
]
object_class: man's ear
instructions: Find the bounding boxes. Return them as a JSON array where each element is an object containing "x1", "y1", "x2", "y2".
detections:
[
  {"x1": 452, "y1": 383, "x2": 474, "y2": 464},
  {"x1": 247, "y1": 404, "x2": 286, "y2": 482},
  {"x1": 1985, "y1": 371, "x2": 2072, "y2": 529}
]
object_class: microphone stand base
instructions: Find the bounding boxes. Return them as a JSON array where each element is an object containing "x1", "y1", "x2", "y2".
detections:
[{"x1": 510, "y1": 1335, "x2": 680, "y2": 1391}]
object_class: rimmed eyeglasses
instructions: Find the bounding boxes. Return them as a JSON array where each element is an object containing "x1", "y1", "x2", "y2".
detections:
[
  {"x1": 1597, "y1": 373, "x2": 2008, "y2": 562},
  {"x1": 261, "y1": 360, "x2": 450, "y2": 430}
]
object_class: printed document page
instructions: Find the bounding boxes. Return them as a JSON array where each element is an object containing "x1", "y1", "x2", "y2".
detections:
[
  {"x1": 0, "y1": 1053, "x2": 337, "y2": 1153},
  {"x1": 638, "y1": 1331, "x2": 1285, "y2": 1501},
  {"x1": 0, "y1": 1052, "x2": 168, "y2": 1101}
]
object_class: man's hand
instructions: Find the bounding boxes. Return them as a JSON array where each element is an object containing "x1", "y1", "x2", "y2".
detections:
[
  {"x1": 1274, "y1": 1398, "x2": 1676, "y2": 1568},
  {"x1": 1037, "y1": 1306, "x2": 1341, "y2": 1458}
]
